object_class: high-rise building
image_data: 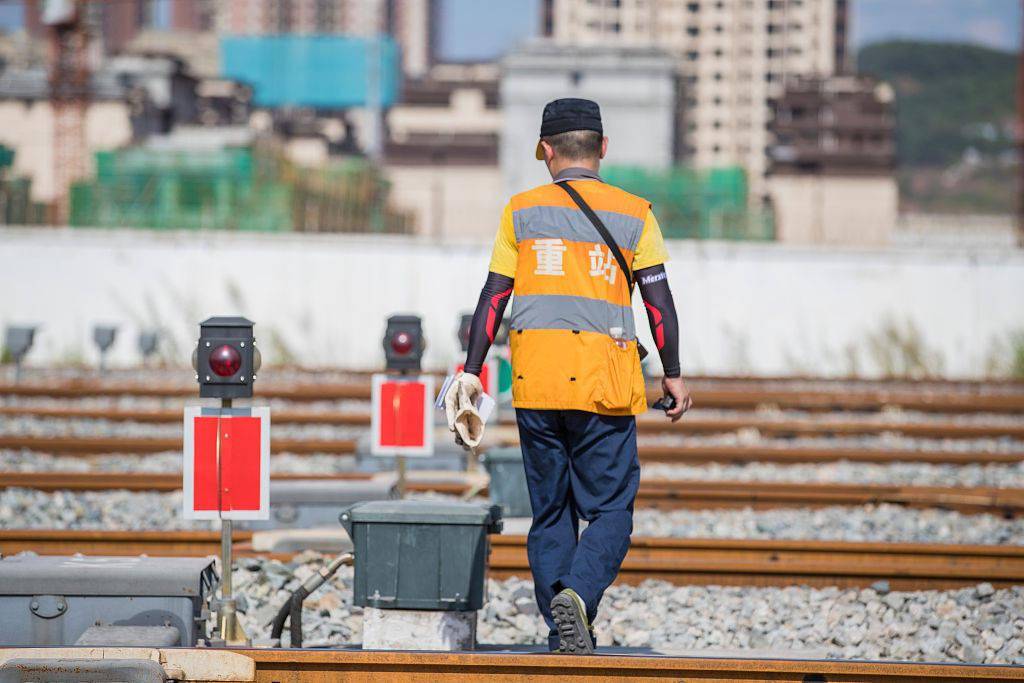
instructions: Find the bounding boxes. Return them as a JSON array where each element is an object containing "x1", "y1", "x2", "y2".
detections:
[
  {"x1": 23, "y1": 1, "x2": 437, "y2": 80},
  {"x1": 766, "y1": 74, "x2": 897, "y2": 245},
  {"x1": 23, "y1": 0, "x2": 218, "y2": 53},
  {"x1": 215, "y1": 0, "x2": 438, "y2": 79},
  {"x1": 540, "y1": 0, "x2": 849, "y2": 198}
]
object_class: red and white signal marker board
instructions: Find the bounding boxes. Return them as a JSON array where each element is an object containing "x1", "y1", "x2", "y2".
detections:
[
  {"x1": 451, "y1": 358, "x2": 498, "y2": 399},
  {"x1": 370, "y1": 374, "x2": 435, "y2": 457},
  {"x1": 182, "y1": 406, "x2": 270, "y2": 520}
]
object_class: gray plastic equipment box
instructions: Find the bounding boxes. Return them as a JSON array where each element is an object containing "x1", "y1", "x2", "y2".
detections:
[
  {"x1": 0, "y1": 555, "x2": 216, "y2": 647},
  {"x1": 481, "y1": 447, "x2": 532, "y2": 518},
  {"x1": 241, "y1": 477, "x2": 398, "y2": 531},
  {"x1": 339, "y1": 500, "x2": 502, "y2": 611}
]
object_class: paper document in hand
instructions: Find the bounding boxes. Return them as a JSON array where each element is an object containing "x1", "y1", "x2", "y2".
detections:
[
  {"x1": 435, "y1": 374, "x2": 456, "y2": 410},
  {"x1": 476, "y1": 392, "x2": 496, "y2": 424}
]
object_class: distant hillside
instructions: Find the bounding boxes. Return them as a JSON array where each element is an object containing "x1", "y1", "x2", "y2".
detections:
[{"x1": 857, "y1": 40, "x2": 1017, "y2": 168}]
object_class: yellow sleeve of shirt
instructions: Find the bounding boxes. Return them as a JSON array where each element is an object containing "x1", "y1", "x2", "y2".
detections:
[
  {"x1": 488, "y1": 203, "x2": 518, "y2": 278},
  {"x1": 632, "y1": 209, "x2": 669, "y2": 271}
]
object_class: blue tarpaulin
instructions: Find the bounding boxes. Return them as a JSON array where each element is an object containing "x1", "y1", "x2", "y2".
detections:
[{"x1": 220, "y1": 35, "x2": 400, "y2": 108}]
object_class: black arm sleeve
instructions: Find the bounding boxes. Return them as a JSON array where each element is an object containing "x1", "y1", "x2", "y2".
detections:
[
  {"x1": 636, "y1": 264, "x2": 681, "y2": 378},
  {"x1": 463, "y1": 271, "x2": 514, "y2": 376}
]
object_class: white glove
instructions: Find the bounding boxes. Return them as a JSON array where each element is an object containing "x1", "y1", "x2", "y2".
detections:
[{"x1": 443, "y1": 371, "x2": 485, "y2": 450}]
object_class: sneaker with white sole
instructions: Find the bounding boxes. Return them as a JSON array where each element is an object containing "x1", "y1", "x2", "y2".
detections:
[{"x1": 550, "y1": 588, "x2": 595, "y2": 654}]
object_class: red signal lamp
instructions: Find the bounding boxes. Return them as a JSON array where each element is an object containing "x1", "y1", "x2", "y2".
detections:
[
  {"x1": 390, "y1": 331, "x2": 414, "y2": 356},
  {"x1": 209, "y1": 344, "x2": 242, "y2": 377}
]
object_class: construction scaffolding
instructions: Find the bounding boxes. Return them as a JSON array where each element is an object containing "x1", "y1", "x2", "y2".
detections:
[
  {"x1": 69, "y1": 146, "x2": 412, "y2": 233},
  {"x1": 602, "y1": 166, "x2": 775, "y2": 241}
]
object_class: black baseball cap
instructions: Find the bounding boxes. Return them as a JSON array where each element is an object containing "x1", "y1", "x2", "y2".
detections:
[{"x1": 535, "y1": 98, "x2": 603, "y2": 160}]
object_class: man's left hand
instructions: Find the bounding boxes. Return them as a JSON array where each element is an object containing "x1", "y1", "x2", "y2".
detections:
[{"x1": 661, "y1": 376, "x2": 693, "y2": 423}]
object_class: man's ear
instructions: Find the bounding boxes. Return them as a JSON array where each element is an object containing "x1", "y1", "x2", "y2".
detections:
[
  {"x1": 542, "y1": 140, "x2": 555, "y2": 163},
  {"x1": 600, "y1": 136, "x2": 608, "y2": 159}
]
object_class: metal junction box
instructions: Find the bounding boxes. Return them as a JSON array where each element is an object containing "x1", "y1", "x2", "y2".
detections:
[
  {"x1": 0, "y1": 555, "x2": 216, "y2": 647},
  {"x1": 339, "y1": 500, "x2": 503, "y2": 611},
  {"x1": 481, "y1": 447, "x2": 532, "y2": 518}
]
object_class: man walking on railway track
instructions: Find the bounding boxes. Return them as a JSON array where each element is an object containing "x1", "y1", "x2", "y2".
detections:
[{"x1": 445, "y1": 97, "x2": 693, "y2": 654}]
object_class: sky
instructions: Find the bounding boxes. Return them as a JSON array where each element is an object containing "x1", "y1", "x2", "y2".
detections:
[
  {"x1": 0, "y1": 0, "x2": 1019, "y2": 58},
  {"x1": 850, "y1": 0, "x2": 1022, "y2": 52},
  {"x1": 436, "y1": 0, "x2": 1022, "y2": 60}
]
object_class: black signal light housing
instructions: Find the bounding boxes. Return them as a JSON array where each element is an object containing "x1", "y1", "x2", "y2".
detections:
[
  {"x1": 193, "y1": 316, "x2": 260, "y2": 399},
  {"x1": 383, "y1": 314, "x2": 425, "y2": 372}
]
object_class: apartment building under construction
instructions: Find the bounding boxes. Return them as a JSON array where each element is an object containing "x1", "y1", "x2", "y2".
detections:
[{"x1": 540, "y1": 0, "x2": 850, "y2": 198}]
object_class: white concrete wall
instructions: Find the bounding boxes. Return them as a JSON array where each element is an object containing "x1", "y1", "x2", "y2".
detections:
[{"x1": 0, "y1": 227, "x2": 1022, "y2": 378}]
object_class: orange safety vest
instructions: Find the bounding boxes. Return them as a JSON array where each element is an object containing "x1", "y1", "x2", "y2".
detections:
[{"x1": 508, "y1": 180, "x2": 650, "y2": 416}]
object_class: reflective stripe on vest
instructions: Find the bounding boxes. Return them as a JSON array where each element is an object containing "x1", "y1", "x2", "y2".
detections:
[
  {"x1": 513, "y1": 205, "x2": 644, "y2": 250},
  {"x1": 510, "y1": 294, "x2": 636, "y2": 339}
]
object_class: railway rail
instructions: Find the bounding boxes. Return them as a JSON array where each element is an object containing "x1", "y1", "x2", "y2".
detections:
[
  {"x1": 2, "y1": 380, "x2": 1023, "y2": 413},
  {"x1": 4, "y1": 471, "x2": 1024, "y2": 516},
  {"x1": 3, "y1": 405, "x2": 1022, "y2": 440},
  {"x1": 1, "y1": 646, "x2": 1021, "y2": 681},
  {"x1": 231, "y1": 648, "x2": 1024, "y2": 682},
  {"x1": 2, "y1": 433, "x2": 1018, "y2": 465},
  {"x1": 2, "y1": 530, "x2": 1022, "y2": 590}
]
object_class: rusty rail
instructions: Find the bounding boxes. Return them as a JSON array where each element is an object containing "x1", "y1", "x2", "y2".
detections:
[
  {"x1": 635, "y1": 443, "x2": 1024, "y2": 465},
  {"x1": 2, "y1": 405, "x2": 1022, "y2": 440},
  {"x1": 4, "y1": 471, "x2": 1024, "y2": 517},
  {"x1": 2, "y1": 380, "x2": 1022, "y2": 413},
  {"x1": 2, "y1": 530, "x2": 1022, "y2": 590},
  {"x1": 233, "y1": 648, "x2": 1024, "y2": 682},
  {"x1": 489, "y1": 536, "x2": 1024, "y2": 590},
  {"x1": 1, "y1": 433, "x2": 1019, "y2": 464}
]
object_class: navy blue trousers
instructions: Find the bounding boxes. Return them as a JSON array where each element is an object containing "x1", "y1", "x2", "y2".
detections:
[{"x1": 515, "y1": 408, "x2": 640, "y2": 651}]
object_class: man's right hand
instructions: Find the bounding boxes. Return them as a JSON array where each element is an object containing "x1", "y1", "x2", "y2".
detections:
[
  {"x1": 661, "y1": 376, "x2": 693, "y2": 422},
  {"x1": 444, "y1": 371, "x2": 485, "y2": 449}
]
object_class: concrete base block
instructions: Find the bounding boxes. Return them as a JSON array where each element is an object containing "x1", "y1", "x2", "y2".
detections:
[
  {"x1": 362, "y1": 608, "x2": 476, "y2": 651},
  {"x1": 502, "y1": 517, "x2": 588, "y2": 535}
]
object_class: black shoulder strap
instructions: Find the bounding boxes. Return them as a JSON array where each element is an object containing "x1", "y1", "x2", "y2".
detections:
[{"x1": 556, "y1": 180, "x2": 633, "y2": 292}]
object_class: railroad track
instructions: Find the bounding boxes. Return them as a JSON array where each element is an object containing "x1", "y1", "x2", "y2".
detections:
[
  {"x1": 5, "y1": 471, "x2": 1024, "y2": 516},
  {"x1": 0, "y1": 435, "x2": 358, "y2": 455},
  {"x1": 232, "y1": 648, "x2": 1024, "y2": 682},
  {"x1": 2, "y1": 434, "x2": 1020, "y2": 464},
  {"x1": 2, "y1": 380, "x2": 1022, "y2": 413},
  {"x1": 3, "y1": 405, "x2": 1022, "y2": 440},
  {"x1": 2, "y1": 529, "x2": 1022, "y2": 590}
]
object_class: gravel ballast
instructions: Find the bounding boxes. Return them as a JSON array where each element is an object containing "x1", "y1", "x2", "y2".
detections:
[
  {"x1": 3, "y1": 488, "x2": 1024, "y2": 545},
  {"x1": 227, "y1": 554, "x2": 1024, "y2": 664},
  {"x1": 2, "y1": 413, "x2": 1022, "y2": 454},
  {"x1": 640, "y1": 461, "x2": 1024, "y2": 488},
  {"x1": 6, "y1": 449, "x2": 1024, "y2": 488},
  {"x1": 0, "y1": 451, "x2": 359, "y2": 473},
  {"x1": 0, "y1": 416, "x2": 366, "y2": 442}
]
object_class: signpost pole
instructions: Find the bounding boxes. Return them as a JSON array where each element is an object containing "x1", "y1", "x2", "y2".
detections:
[
  {"x1": 393, "y1": 375, "x2": 406, "y2": 498},
  {"x1": 396, "y1": 454, "x2": 407, "y2": 498},
  {"x1": 217, "y1": 397, "x2": 242, "y2": 644}
]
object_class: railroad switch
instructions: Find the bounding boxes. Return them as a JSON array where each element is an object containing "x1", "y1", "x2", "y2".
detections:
[{"x1": 0, "y1": 555, "x2": 216, "y2": 647}]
